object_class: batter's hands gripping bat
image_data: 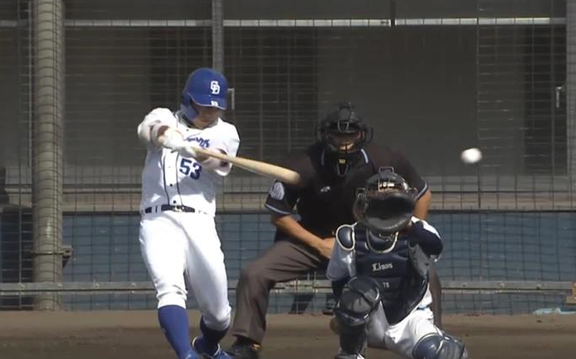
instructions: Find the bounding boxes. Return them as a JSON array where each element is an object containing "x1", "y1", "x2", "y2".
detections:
[{"x1": 193, "y1": 147, "x2": 302, "y2": 185}]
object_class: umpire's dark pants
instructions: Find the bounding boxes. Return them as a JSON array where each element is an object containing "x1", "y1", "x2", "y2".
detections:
[{"x1": 231, "y1": 240, "x2": 326, "y2": 344}]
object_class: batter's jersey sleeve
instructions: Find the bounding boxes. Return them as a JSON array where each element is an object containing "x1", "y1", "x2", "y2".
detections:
[
  {"x1": 137, "y1": 107, "x2": 178, "y2": 150},
  {"x1": 209, "y1": 122, "x2": 240, "y2": 177}
]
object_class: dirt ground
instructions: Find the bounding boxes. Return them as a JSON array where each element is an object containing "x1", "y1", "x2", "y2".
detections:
[{"x1": 0, "y1": 311, "x2": 574, "y2": 359}]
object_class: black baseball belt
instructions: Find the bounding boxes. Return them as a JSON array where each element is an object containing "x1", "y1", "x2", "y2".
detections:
[{"x1": 142, "y1": 204, "x2": 198, "y2": 214}]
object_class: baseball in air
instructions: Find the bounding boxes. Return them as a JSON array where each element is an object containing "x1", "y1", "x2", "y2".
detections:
[{"x1": 461, "y1": 148, "x2": 482, "y2": 164}]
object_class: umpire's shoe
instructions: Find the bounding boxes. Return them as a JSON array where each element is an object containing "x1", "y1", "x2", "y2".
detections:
[
  {"x1": 192, "y1": 336, "x2": 232, "y2": 359},
  {"x1": 226, "y1": 338, "x2": 261, "y2": 359}
]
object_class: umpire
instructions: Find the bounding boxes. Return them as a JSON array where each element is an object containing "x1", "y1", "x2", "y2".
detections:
[{"x1": 227, "y1": 103, "x2": 439, "y2": 359}]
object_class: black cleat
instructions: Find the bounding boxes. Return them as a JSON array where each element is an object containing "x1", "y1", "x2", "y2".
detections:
[{"x1": 226, "y1": 339, "x2": 261, "y2": 359}]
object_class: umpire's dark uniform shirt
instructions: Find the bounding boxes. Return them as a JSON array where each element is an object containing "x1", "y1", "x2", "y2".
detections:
[{"x1": 265, "y1": 142, "x2": 429, "y2": 240}]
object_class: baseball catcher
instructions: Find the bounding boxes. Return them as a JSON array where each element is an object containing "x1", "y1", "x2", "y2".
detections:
[{"x1": 327, "y1": 168, "x2": 468, "y2": 359}]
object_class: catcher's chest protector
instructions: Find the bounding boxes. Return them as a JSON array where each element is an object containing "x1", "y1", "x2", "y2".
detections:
[{"x1": 353, "y1": 228, "x2": 428, "y2": 324}]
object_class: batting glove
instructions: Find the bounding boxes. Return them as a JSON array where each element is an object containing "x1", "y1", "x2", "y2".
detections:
[
  {"x1": 158, "y1": 128, "x2": 185, "y2": 150},
  {"x1": 177, "y1": 142, "x2": 201, "y2": 159}
]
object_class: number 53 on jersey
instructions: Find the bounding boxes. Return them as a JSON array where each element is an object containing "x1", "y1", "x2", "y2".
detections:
[{"x1": 180, "y1": 158, "x2": 202, "y2": 179}]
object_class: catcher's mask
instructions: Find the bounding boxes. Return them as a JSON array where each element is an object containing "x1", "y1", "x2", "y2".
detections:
[
  {"x1": 315, "y1": 102, "x2": 373, "y2": 176},
  {"x1": 353, "y1": 168, "x2": 417, "y2": 251}
]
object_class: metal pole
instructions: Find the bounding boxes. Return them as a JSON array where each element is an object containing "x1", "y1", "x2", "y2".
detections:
[
  {"x1": 568, "y1": 0, "x2": 576, "y2": 203},
  {"x1": 212, "y1": 0, "x2": 224, "y2": 72},
  {"x1": 32, "y1": 0, "x2": 65, "y2": 310}
]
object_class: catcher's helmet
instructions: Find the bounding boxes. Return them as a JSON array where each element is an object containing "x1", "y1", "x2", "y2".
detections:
[
  {"x1": 180, "y1": 68, "x2": 228, "y2": 120},
  {"x1": 353, "y1": 168, "x2": 417, "y2": 251}
]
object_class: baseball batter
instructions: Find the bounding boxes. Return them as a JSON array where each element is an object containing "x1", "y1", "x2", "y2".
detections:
[
  {"x1": 327, "y1": 169, "x2": 468, "y2": 359},
  {"x1": 137, "y1": 68, "x2": 239, "y2": 359}
]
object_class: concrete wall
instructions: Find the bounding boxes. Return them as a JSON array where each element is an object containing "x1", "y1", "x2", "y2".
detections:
[
  {"x1": 0, "y1": 29, "x2": 20, "y2": 167},
  {"x1": 61, "y1": 0, "x2": 566, "y2": 21},
  {"x1": 316, "y1": 27, "x2": 478, "y2": 174},
  {"x1": 0, "y1": 0, "x2": 17, "y2": 20},
  {"x1": 65, "y1": 28, "x2": 152, "y2": 166}
]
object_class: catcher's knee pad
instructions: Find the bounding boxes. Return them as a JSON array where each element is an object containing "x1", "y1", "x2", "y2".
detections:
[
  {"x1": 412, "y1": 333, "x2": 468, "y2": 359},
  {"x1": 335, "y1": 276, "x2": 381, "y2": 327}
]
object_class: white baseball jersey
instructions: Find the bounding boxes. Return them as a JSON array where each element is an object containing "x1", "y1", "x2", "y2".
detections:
[
  {"x1": 138, "y1": 107, "x2": 240, "y2": 216},
  {"x1": 137, "y1": 107, "x2": 239, "y2": 331}
]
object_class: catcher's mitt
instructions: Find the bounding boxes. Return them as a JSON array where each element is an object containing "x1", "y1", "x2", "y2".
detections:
[{"x1": 353, "y1": 168, "x2": 416, "y2": 235}]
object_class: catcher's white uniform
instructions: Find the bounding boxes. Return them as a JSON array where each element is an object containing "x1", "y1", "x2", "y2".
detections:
[
  {"x1": 327, "y1": 218, "x2": 443, "y2": 359},
  {"x1": 138, "y1": 107, "x2": 239, "y2": 330}
]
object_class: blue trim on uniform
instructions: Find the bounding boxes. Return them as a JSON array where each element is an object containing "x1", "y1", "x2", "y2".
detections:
[
  {"x1": 320, "y1": 149, "x2": 326, "y2": 166},
  {"x1": 264, "y1": 203, "x2": 292, "y2": 215},
  {"x1": 161, "y1": 152, "x2": 171, "y2": 204},
  {"x1": 173, "y1": 118, "x2": 187, "y2": 207},
  {"x1": 175, "y1": 153, "x2": 184, "y2": 206}
]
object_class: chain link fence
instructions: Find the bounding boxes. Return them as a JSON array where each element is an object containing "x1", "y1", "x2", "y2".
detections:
[{"x1": 0, "y1": 0, "x2": 575, "y2": 313}]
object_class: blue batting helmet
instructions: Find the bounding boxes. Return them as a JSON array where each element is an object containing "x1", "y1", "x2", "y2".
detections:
[{"x1": 180, "y1": 68, "x2": 228, "y2": 120}]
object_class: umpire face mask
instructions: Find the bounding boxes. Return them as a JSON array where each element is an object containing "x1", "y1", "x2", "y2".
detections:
[
  {"x1": 316, "y1": 104, "x2": 373, "y2": 177},
  {"x1": 322, "y1": 120, "x2": 369, "y2": 155},
  {"x1": 323, "y1": 127, "x2": 366, "y2": 177}
]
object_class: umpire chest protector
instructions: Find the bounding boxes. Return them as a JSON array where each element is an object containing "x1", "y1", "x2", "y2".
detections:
[
  {"x1": 290, "y1": 144, "x2": 377, "y2": 237},
  {"x1": 337, "y1": 224, "x2": 429, "y2": 324}
]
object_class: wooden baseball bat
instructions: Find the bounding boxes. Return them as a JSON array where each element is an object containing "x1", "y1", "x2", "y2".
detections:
[{"x1": 194, "y1": 147, "x2": 302, "y2": 185}]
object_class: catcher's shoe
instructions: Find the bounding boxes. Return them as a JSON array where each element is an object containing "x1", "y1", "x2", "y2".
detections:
[
  {"x1": 192, "y1": 336, "x2": 232, "y2": 359},
  {"x1": 226, "y1": 339, "x2": 261, "y2": 359}
]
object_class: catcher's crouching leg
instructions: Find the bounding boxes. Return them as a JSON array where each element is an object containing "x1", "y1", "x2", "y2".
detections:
[
  {"x1": 334, "y1": 276, "x2": 381, "y2": 358},
  {"x1": 412, "y1": 333, "x2": 468, "y2": 359}
]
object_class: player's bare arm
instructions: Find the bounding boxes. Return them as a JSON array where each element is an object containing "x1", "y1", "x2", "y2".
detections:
[{"x1": 414, "y1": 188, "x2": 432, "y2": 219}]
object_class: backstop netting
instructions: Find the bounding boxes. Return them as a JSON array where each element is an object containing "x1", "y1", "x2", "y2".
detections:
[{"x1": 0, "y1": 0, "x2": 574, "y2": 314}]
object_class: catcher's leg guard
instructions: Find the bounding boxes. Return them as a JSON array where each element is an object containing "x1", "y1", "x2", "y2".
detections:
[
  {"x1": 412, "y1": 333, "x2": 468, "y2": 359},
  {"x1": 334, "y1": 276, "x2": 381, "y2": 356}
]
